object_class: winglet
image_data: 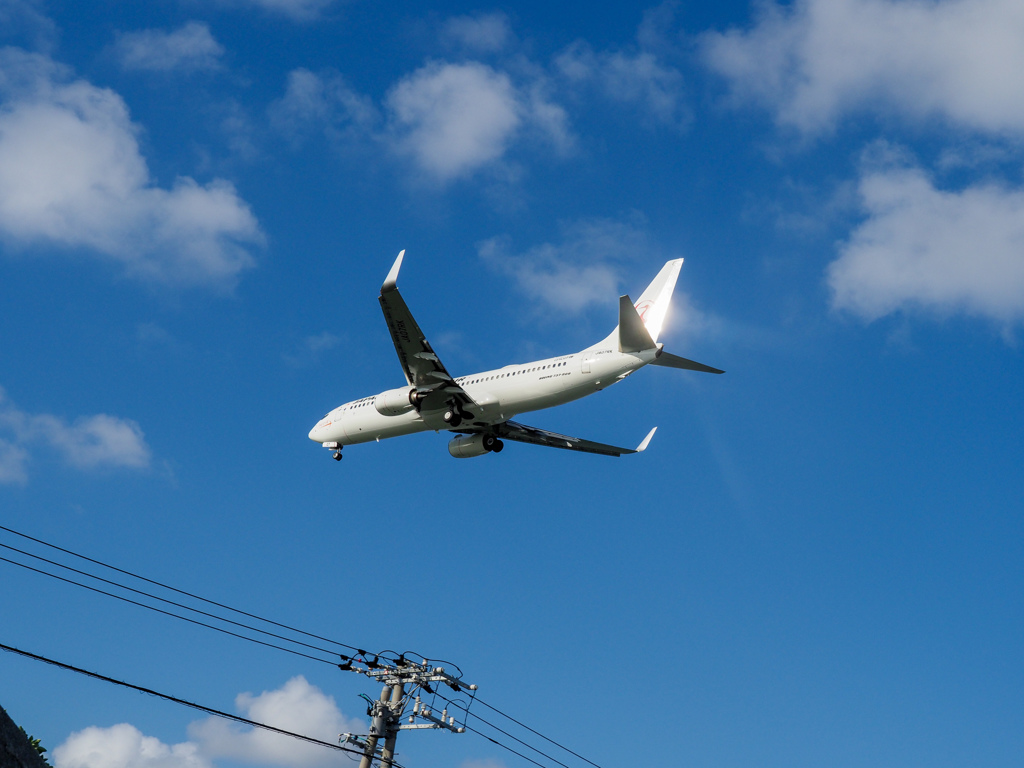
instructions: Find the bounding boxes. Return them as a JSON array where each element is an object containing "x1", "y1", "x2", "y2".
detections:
[
  {"x1": 635, "y1": 426, "x2": 657, "y2": 453},
  {"x1": 381, "y1": 250, "x2": 405, "y2": 293}
]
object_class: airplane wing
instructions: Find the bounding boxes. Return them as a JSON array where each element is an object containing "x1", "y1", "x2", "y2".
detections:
[
  {"x1": 378, "y1": 251, "x2": 477, "y2": 414},
  {"x1": 485, "y1": 421, "x2": 657, "y2": 457}
]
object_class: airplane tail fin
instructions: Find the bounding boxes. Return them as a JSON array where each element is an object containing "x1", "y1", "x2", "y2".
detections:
[
  {"x1": 591, "y1": 259, "x2": 684, "y2": 353},
  {"x1": 632, "y1": 258, "x2": 683, "y2": 344}
]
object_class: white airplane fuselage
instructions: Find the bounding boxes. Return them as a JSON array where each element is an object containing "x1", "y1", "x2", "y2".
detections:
[
  {"x1": 308, "y1": 345, "x2": 658, "y2": 447},
  {"x1": 308, "y1": 252, "x2": 721, "y2": 459}
]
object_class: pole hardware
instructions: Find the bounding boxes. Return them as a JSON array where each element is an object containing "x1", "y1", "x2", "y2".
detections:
[{"x1": 338, "y1": 653, "x2": 476, "y2": 767}]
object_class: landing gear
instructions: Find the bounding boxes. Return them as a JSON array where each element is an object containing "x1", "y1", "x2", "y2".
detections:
[
  {"x1": 443, "y1": 407, "x2": 463, "y2": 428},
  {"x1": 332, "y1": 450, "x2": 343, "y2": 461},
  {"x1": 482, "y1": 434, "x2": 503, "y2": 453}
]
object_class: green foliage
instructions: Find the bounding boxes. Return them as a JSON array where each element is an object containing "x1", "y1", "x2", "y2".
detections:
[{"x1": 17, "y1": 726, "x2": 51, "y2": 766}]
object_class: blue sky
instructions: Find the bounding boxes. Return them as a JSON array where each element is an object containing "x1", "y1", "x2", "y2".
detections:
[{"x1": 1, "y1": 0, "x2": 1022, "y2": 767}]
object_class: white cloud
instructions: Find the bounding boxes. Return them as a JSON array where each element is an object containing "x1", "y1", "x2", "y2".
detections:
[
  {"x1": 218, "y1": 99, "x2": 260, "y2": 161},
  {"x1": 479, "y1": 217, "x2": 657, "y2": 314},
  {"x1": 701, "y1": 0, "x2": 1024, "y2": 136},
  {"x1": 225, "y1": 0, "x2": 336, "y2": 21},
  {"x1": 0, "y1": 438, "x2": 28, "y2": 484},
  {"x1": 188, "y1": 676, "x2": 362, "y2": 768},
  {"x1": 302, "y1": 332, "x2": 340, "y2": 354},
  {"x1": 480, "y1": 217, "x2": 717, "y2": 341},
  {"x1": 555, "y1": 42, "x2": 687, "y2": 127},
  {"x1": 522, "y1": 79, "x2": 573, "y2": 154},
  {"x1": 269, "y1": 58, "x2": 571, "y2": 184},
  {"x1": 61, "y1": 414, "x2": 151, "y2": 469},
  {"x1": 0, "y1": 387, "x2": 151, "y2": 484},
  {"x1": 283, "y1": 331, "x2": 342, "y2": 366},
  {"x1": 0, "y1": 47, "x2": 262, "y2": 287},
  {"x1": 114, "y1": 22, "x2": 224, "y2": 73},
  {"x1": 554, "y1": 5, "x2": 688, "y2": 128},
  {"x1": 53, "y1": 723, "x2": 210, "y2": 768},
  {"x1": 385, "y1": 61, "x2": 570, "y2": 182},
  {"x1": 269, "y1": 67, "x2": 377, "y2": 145},
  {"x1": 441, "y1": 12, "x2": 513, "y2": 53},
  {"x1": 385, "y1": 62, "x2": 519, "y2": 181},
  {"x1": 51, "y1": 679, "x2": 361, "y2": 768},
  {"x1": 136, "y1": 323, "x2": 185, "y2": 354},
  {"x1": 0, "y1": 0, "x2": 56, "y2": 51},
  {"x1": 828, "y1": 158, "x2": 1024, "y2": 326}
]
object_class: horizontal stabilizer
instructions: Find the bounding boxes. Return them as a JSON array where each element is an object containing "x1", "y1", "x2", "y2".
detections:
[
  {"x1": 618, "y1": 295, "x2": 657, "y2": 353},
  {"x1": 651, "y1": 351, "x2": 724, "y2": 374}
]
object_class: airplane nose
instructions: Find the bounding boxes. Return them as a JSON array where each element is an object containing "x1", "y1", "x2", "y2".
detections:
[{"x1": 308, "y1": 424, "x2": 322, "y2": 442}]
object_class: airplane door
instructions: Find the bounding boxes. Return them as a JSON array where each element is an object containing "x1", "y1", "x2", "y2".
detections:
[{"x1": 581, "y1": 356, "x2": 591, "y2": 374}]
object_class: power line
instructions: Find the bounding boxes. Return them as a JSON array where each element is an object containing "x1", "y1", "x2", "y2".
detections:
[
  {"x1": 432, "y1": 690, "x2": 572, "y2": 768},
  {"x1": 473, "y1": 697, "x2": 605, "y2": 768},
  {"x1": 340, "y1": 655, "x2": 592, "y2": 768},
  {"x1": 338, "y1": 656, "x2": 583, "y2": 768},
  {"x1": 0, "y1": 641, "x2": 404, "y2": 768},
  {"x1": 462, "y1": 723, "x2": 553, "y2": 768},
  {"x1": 1, "y1": 525, "x2": 604, "y2": 768},
  {"x1": 0, "y1": 541, "x2": 344, "y2": 660},
  {"x1": 0, "y1": 524, "x2": 361, "y2": 653},
  {"x1": 0, "y1": 555, "x2": 337, "y2": 666},
  {"x1": 0, "y1": 527, "x2": 449, "y2": 676},
  {"x1": 0, "y1": 526, "x2": 471, "y2": 675},
  {"x1": 426, "y1": 687, "x2": 605, "y2": 768}
]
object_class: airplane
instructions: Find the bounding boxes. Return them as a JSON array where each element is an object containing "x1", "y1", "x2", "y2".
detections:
[{"x1": 308, "y1": 251, "x2": 723, "y2": 460}]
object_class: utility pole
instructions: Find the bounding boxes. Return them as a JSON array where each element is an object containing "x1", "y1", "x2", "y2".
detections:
[
  {"x1": 357, "y1": 684, "x2": 390, "y2": 768},
  {"x1": 379, "y1": 683, "x2": 403, "y2": 768},
  {"x1": 339, "y1": 653, "x2": 476, "y2": 768}
]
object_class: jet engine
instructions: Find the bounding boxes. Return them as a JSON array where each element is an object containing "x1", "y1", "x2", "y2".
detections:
[
  {"x1": 448, "y1": 433, "x2": 503, "y2": 458},
  {"x1": 374, "y1": 386, "x2": 417, "y2": 416}
]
